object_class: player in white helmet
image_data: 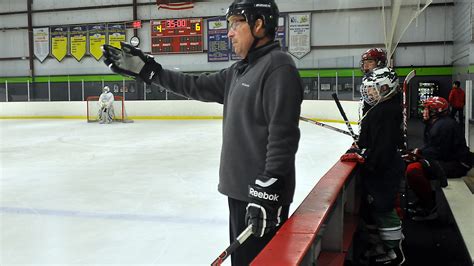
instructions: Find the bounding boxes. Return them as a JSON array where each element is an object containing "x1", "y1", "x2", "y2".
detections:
[
  {"x1": 342, "y1": 67, "x2": 405, "y2": 265},
  {"x1": 98, "y1": 86, "x2": 115, "y2": 124}
]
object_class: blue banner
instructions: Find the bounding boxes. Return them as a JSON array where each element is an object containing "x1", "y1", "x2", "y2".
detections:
[{"x1": 207, "y1": 18, "x2": 229, "y2": 62}]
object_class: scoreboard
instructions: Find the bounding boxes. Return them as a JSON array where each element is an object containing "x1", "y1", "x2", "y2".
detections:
[{"x1": 151, "y1": 18, "x2": 203, "y2": 54}]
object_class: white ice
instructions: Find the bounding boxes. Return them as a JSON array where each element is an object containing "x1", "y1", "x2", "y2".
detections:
[{"x1": 0, "y1": 119, "x2": 354, "y2": 265}]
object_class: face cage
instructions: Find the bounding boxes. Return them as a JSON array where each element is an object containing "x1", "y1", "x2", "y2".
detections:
[{"x1": 360, "y1": 84, "x2": 381, "y2": 106}]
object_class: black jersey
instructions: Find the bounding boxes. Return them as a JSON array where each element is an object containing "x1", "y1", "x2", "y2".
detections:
[
  {"x1": 421, "y1": 115, "x2": 471, "y2": 165},
  {"x1": 358, "y1": 96, "x2": 405, "y2": 212}
]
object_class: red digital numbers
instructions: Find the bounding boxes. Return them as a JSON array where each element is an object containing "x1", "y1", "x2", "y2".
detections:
[
  {"x1": 165, "y1": 19, "x2": 187, "y2": 28},
  {"x1": 151, "y1": 18, "x2": 203, "y2": 54}
]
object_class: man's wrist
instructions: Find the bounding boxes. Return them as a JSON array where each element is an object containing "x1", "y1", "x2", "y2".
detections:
[{"x1": 138, "y1": 57, "x2": 162, "y2": 84}]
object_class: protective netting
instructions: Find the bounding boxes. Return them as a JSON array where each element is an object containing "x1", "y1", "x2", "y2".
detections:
[{"x1": 382, "y1": 0, "x2": 433, "y2": 61}]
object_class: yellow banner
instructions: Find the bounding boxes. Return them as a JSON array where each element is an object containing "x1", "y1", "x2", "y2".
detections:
[
  {"x1": 88, "y1": 24, "x2": 106, "y2": 61},
  {"x1": 70, "y1": 26, "x2": 87, "y2": 61},
  {"x1": 51, "y1": 26, "x2": 68, "y2": 62},
  {"x1": 107, "y1": 23, "x2": 126, "y2": 49}
]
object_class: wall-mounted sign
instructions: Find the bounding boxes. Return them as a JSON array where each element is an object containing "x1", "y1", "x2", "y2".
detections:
[{"x1": 207, "y1": 18, "x2": 229, "y2": 62}]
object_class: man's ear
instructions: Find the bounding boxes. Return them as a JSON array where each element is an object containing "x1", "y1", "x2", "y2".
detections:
[{"x1": 253, "y1": 18, "x2": 266, "y2": 37}]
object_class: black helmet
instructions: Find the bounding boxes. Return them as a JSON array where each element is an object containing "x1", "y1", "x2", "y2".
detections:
[{"x1": 226, "y1": 0, "x2": 279, "y2": 38}]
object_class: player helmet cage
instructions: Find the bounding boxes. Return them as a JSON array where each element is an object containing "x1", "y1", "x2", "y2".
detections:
[
  {"x1": 423, "y1": 96, "x2": 449, "y2": 118},
  {"x1": 103, "y1": 86, "x2": 110, "y2": 93},
  {"x1": 226, "y1": 0, "x2": 279, "y2": 39},
  {"x1": 360, "y1": 67, "x2": 399, "y2": 106},
  {"x1": 360, "y1": 48, "x2": 387, "y2": 72}
]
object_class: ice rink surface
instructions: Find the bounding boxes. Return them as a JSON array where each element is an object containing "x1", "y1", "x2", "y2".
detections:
[{"x1": 0, "y1": 119, "x2": 354, "y2": 265}]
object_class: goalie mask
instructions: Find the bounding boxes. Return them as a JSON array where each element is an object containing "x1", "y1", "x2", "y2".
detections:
[
  {"x1": 361, "y1": 67, "x2": 399, "y2": 106},
  {"x1": 226, "y1": 0, "x2": 279, "y2": 39},
  {"x1": 103, "y1": 86, "x2": 110, "y2": 93},
  {"x1": 360, "y1": 48, "x2": 387, "y2": 73},
  {"x1": 423, "y1": 96, "x2": 449, "y2": 120}
]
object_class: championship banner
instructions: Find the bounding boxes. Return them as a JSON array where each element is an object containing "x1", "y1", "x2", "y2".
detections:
[
  {"x1": 207, "y1": 18, "x2": 229, "y2": 62},
  {"x1": 88, "y1": 24, "x2": 107, "y2": 60},
  {"x1": 33, "y1": 27, "x2": 49, "y2": 62},
  {"x1": 156, "y1": 0, "x2": 194, "y2": 10},
  {"x1": 276, "y1": 16, "x2": 286, "y2": 51},
  {"x1": 69, "y1": 25, "x2": 87, "y2": 61},
  {"x1": 288, "y1": 13, "x2": 311, "y2": 59},
  {"x1": 107, "y1": 23, "x2": 126, "y2": 49},
  {"x1": 50, "y1": 26, "x2": 68, "y2": 62}
]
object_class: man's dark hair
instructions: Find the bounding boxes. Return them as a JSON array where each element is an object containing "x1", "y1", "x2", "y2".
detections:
[{"x1": 453, "y1": 81, "x2": 461, "y2": 87}]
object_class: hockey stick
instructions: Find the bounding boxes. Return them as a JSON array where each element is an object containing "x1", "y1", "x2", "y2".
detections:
[
  {"x1": 299, "y1": 116, "x2": 357, "y2": 138},
  {"x1": 331, "y1": 93, "x2": 358, "y2": 143},
  {"x1": 402, "y1": 69, "x2": 416, "y2": 150},
  {"x1": 210, "y1": 225, "x2": 253, "y2": 266}
]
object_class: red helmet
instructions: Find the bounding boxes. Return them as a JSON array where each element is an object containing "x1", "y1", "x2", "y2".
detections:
[
  {"x1": 360, "y1": 48, "x2": 387, "y2": 72},
  {"x1": 423, "y1": 96, "x2": 449, "y2": 117}
]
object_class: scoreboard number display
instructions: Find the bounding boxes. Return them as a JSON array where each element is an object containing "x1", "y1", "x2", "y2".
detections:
[{"x1": 151, "y1": 18, "x2": 203, "y2": 54}]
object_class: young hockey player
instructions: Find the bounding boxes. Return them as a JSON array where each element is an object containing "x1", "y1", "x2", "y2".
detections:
[
  {"x1": 102, "y1": 0, "x2": 303, "y2": 264},
  {"x1": 341, "y1": 67, "x2": 405, "y2": 265},
  {"x1": 404, "y1": 96, "x2": 471, "y2": 221},
  {"x1": 360, "y1": 48, "x2": 388, "y2": 74},
  {"x1": 98, "y1": 86, "x2": 115, "y2": 124}
]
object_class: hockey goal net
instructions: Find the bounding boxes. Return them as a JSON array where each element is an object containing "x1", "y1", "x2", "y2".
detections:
[{"x1": 86, "y1": 95, "x2": 132, "y2": 123}]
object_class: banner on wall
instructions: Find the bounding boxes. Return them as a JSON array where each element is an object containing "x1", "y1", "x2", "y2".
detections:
[
  {"x1": 288, "y1": 13, "x2": 311, "y2": 59},
  {"x1": 107, "y1": 23, "x2": 126, "y2": 49},
  {"x1": 207, "y1": 18, "x2": 229, "y2": 62},
  {"x1": 69, "y1": 25, "x2": 87, "y2": 61},
  {"x1": 33, "y1": 27, "x2": 50, "y2": 62},
  {"x1": 50, "y1": 26, "x2": 68, "y2": 62},
  {"x1": 88, "y1": 24, "x2": 107, "y2": 60},
  {"x1": 156, "y1": 0, "x2": 194, "y2": 10},
  {"x1": 276, "y1": 16, "x2": 286, "y2": 51}
]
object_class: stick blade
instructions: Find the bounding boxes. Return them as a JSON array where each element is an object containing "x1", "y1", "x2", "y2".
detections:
[{"x1": 405, "y1": 69, "x2": 416, "y2": 84}]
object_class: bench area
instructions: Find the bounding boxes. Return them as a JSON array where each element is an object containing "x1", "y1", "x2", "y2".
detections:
[{"x1": 442, "y1": 170, "x2": 474, "y2": 265}]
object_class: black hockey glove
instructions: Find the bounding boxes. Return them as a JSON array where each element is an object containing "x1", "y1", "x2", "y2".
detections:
[
  {"x1": 340, "y1": 147, "x2": 367, "y2": 164},
  {"x1": 102, "y1": 42, "x2": 162, "y2": 84},
  {"x1": 246, "y1": 175, "x2": 284, "y2": 238}
]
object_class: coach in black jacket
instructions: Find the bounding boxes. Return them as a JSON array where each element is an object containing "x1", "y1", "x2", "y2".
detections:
[{"x1": 102, "y1": 1, "x2": 303, "y2": 264}]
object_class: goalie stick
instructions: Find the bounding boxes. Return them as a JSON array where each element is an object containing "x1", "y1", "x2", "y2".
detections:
[
  {"x1": 331, "y1": 93, "x2": 358, "y2": 144},
  {"x1": 402, "y1": 69, "x2": 416, "y2": 150},
  {"x1": 210, "y1": 225, "x2": 253, "y2": 266},
  {"x1": 299, "y1": 116, "x2": 357, "y2": 138}
]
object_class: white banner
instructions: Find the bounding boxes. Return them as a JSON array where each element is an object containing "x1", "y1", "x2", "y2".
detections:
[
  {"x1": 288, "y1": 13, "x2": 311, "y2": 59},
  {"x1": 33, "y1": 27, "x2": 50, "y2": 62}
]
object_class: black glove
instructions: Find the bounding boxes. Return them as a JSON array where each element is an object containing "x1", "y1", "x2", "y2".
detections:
[
  {"x1": 246, "y1": 175, "x2": 284, "y2": 238},
  {"x1": 102, "y1": 42, "x2": 162, "y2": 84},
  {"x1": 340, "y1": 147, "x2": 367, "y2": 163}
]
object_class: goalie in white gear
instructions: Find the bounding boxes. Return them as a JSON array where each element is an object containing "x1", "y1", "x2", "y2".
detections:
[{"x1": 98, "y1": 86, "x2": 115, "y2": 124}]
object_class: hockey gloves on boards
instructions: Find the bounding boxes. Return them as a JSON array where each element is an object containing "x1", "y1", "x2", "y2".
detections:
[
  {"x1": 340, "y1": 147, "x2": 367, "y2": 164},
  {"x1": 102, "y1": 42, "x2": 162, "y2": 84},
  {"x1": 246, "y1": 175, "x2": 286, "y2": 238}
]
